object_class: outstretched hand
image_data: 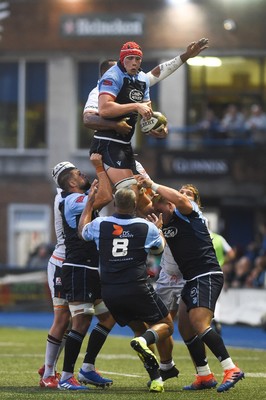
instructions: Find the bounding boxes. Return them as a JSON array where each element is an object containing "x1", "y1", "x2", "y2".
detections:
[
  {"x1": 181, "y1": 38, "x2": 209, "y2": 63},
  {"x1": 186, "y1": 38, "x2": 209, "y2": 58}
]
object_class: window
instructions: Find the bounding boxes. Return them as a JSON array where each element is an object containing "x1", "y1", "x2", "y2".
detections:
[
  {"x1": 77, "y1": 61, "x2": 99, "y2": 149},
  {"x1": 8, "y1": 204, "x2": 51, "y2": 267},
  {"x1": 0, "y1": 61, "x2": 47, "y2": 149},
  {"x1": 182, "y1": 57, "x2": 266, "y2": 148},
  {"x1": 0, "y1": 63, "x2": 18, "y2": 147},
  {"x1": 187, "y1": 57, "x2": 265, "y2": 124}
]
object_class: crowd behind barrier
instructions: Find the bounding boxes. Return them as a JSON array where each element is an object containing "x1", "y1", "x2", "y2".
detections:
[
  {"x1": 148, "y1": 222, "x2": 266, "y2": 291},
  {"x1": 0, "y1": 230, "x2": 265, "y2": 326},
  {"x1": 0, "y1": 264, "x2": 265, "y2": 327},
  {"x1": 148, "y1": 103, "x2": 266, "y2": 149},
  {"x1": 222, "y1": 222, "x2": 266, "y2": 290}
]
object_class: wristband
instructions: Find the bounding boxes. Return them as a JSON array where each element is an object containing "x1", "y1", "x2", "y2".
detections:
[
  {"x1": 145, "y1": 187, "x2": 154, "y2": 197},
  {"x1": 151, "y1": 182, "x2": 159, "y2": 193},
  {"x1": 96, "y1": 165, "x2": 104, "y2": 174}
]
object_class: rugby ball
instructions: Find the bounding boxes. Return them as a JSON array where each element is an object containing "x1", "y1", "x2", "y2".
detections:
[{"x1": 140, "y1": 111, "x2": 167, "y2": 134}]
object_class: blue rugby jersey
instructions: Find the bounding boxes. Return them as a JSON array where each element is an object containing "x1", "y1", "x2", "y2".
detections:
[
  {"x1": 162, "y1": 201, "x2": 221, "y2": 281},
  {"x1": 81, "y1": 213, "x2": 163, "y2": 284},
  {"x1": 60, "y1": 191, "x2": 99, "y2": 269},
  {"x1": 95, "y1": 62, "x2": 150, "y2": 144}
]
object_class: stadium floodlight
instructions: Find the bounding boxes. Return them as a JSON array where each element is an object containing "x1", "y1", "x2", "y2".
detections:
[
  {"x1": 187, "y1": 57, "x2": 222, "y2": 67},
  {"x1": 0, "y1": 10, "x2": 10, "y2": 21}
]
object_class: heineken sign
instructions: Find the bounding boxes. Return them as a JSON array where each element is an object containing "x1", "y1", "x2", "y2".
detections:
[{"x1": 61, "y1": 14, "x2": 144, "y2": 37}]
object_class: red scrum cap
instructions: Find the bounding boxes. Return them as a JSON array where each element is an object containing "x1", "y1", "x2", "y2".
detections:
[{"x1": 119, "y1": 41, "x2": 143, "y2": 65}]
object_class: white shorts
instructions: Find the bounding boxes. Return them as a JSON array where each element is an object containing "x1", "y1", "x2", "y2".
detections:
[
  {"x1": 47, "y1": 254, "x2": 67, "y2": 301},
  {"x1": 156, "y1": 269, "x2": 185, "y2": 312}
]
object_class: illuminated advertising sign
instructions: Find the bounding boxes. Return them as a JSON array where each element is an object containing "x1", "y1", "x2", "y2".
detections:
[{"x1": 61, "y1": 14, "x2": 144, "y2": 37}]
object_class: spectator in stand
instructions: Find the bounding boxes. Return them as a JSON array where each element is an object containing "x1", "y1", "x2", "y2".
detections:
[
  {"x1": 197, "y1": 108, "x2": 221, "y2": 140},
  {"x1": 224, "y1": 221, "x2": 266, "y2": 289},
  {"x1": 246, "y1": 255, "x2": 266, "y2": 288},
  {"x1": 222, "y1": 251, "x2": 240, "y2": 290},
  {"x1": 228, "y1": 237, "x2": 262, "y2": 288},
  {"x1": 27, "y1": 243, "x2": 53, "y2": 269},
  {"x1": 244, "y1": 104, "x2": 266, "y2": 143},
  {"x1": 220, "y1": 104, "x2": 245, "y2": 138},
  {"x1": 245, "y1": 222, "x2": 266, "y2": 288},
  {"x1": 209, "y1": 229, "x2": 236, "y2": 335},
  {"x1": 230, "y1": 256, "x2": 253, "y2": 288}
]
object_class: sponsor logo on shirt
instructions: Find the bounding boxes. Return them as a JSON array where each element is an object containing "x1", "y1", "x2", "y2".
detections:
[
  {"x1": 162, "y1": 227, "x2": 178, "y2": 238},
  {"x1": 102, "y1": 79, "x2": 113, "y2": 86},
  {"x1": 112, "y1": 224, "x2": 133, "y2": 238},
  {"x1": 76, "y1": 195, "x2": 85, "y2": 203},
  {"x1": 56, "y1": 277, "x2": 62, "y2": 286},
  {"x1": 190, "y1": 287, "x2": 198, "y2": 304},
  {"x1": 112, "y1": 224, "x2": 123, "y2": 236},
  {"x1": 129, "y1": 89, "x2": 143, "y2": 102}
]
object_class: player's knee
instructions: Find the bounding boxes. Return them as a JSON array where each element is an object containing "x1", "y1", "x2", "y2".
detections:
[
  {"x1": 167, "y1": 318, "x2": 174, "y2": 336},
  {"x1": 69, "y1": 303, "x2": 95, "y2": 318},
  {"x1": 94, "y1": 301, "x2": 109, "y2": 316},
  {"x1": 53, "y1": 297, "x2": 69, "y2": 311}
]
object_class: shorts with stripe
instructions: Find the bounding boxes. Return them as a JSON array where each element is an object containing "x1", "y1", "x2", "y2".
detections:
[
  {"x1": 90, "y1": 138, "x2": 136, "y2": 170},
  {"x1": 101, "y1": 282, "x2": 169, "y2": 327},
  {"x1": 62, "y1": 265, "x2": 101, "y2": 303},
  {"x1": 181, "y1": 273, "x2": 224, "y2": 312},
  {"x1": 47, "y1": 254, "x2": 66, "y2": 300}
]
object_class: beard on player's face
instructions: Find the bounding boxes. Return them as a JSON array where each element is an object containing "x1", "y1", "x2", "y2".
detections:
[{"x1": 79, "y1": 175, "x2": 91, "y2": 191}]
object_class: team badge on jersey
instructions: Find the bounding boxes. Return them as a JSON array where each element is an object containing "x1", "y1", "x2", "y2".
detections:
[
  {"x1": 129, "y1": 89, "x2": 143, "y2": 102},
  {"x1": 162, "y1": 227, "x2": 178, "y2": 238},
  {"x1": 190, "y1": 287, "x2": 198, "y2": 304}
]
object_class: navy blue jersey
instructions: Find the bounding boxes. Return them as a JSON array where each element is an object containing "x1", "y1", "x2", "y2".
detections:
[
  {"x1": 95, "y1": 62, "x2": 150, "y2": 144},
  {"x1": 162, "y1": 202, "x2": 221, "y2": 281},
  {"x1": 81, "y1": 213, "x2": 163, "y2": 284},
  {"x1": 60, "y1": 191, "x2": 99, "y2": 268}
]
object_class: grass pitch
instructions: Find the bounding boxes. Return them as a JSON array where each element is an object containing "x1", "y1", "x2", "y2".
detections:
[{"x1": 0, "y1": 327, "x2": 266, "y2": 400}]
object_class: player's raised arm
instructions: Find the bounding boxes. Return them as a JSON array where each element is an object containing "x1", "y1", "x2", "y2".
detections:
[{"x1": 147, "y1": 38, "x2": 209, "y2": 87}]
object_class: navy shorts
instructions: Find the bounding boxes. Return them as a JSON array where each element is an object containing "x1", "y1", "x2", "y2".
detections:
[
  {"x1": 62, "y1": 265, "x2": 102, "y2": 303},
  {"x1": 53, "y1": 265, "x2": 67, "y2": 299},
  {"x1": 181, "y1": 273, "x2": 224, "y2": 312},
  {"x1": 101, "y1": 282, "x2": 169, "y2": 327},
  {"x1": 90, "y1": 138, "x2": 136, "y2": 170}
]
